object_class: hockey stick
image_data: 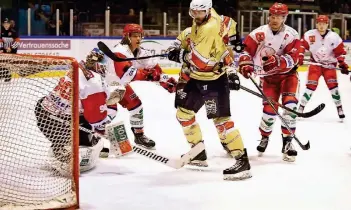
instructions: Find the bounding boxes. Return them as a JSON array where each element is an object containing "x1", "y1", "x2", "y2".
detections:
[
  {"x1": 239, "y1": 85, "x2": 325, "y2": 118},
  {"x1": 303, "y1": 61, "x2": 351, "y2": 72},
  {"x1": 79, "y1": 125, "x2": 205, "y2": 169},
  {"x1": 51, "y1": 114, "x2": 204, "y2": 169},
  {"x1": 249, "y1": 76, "x2": 310, "y2": 150},
  {"x1": 97, "y1": 41, "x2": 168, "y2": 62}
]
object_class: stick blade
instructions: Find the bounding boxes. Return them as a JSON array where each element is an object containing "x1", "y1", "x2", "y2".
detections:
[
  {"x1": 300, "y1": 103, "x2": 325, "y2": 118},
  {"x1": 97, "y1": 41, "x2": 122, "y2": 62}
]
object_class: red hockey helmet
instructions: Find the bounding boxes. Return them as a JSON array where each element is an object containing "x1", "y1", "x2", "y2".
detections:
[
  {"x1": 123, "y1": 24, "x2": 143, "y2": 37},
  {"x1": 269, "y1": 2, "x2": 289, "y2": 16},
  {"x1": 316, "y1": 15, "x2": 329, "y2": 24}
]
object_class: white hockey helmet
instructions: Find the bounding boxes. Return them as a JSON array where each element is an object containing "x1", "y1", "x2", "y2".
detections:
[{"x1": 189, "y1": 0, "x2": 212, "y2": 17}]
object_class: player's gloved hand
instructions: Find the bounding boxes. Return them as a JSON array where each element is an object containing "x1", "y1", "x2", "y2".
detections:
[
  {"x1": 228, "y1": 71, "x2": 240, "y2": 91},
  {"x1": 238, "y1": 55, "x2": 254, "y2": 79},
  {"x1": 262, "y1": 54, "x2": 281, "y2": 73},
  {"x1": 159, "y1": 74, "x2": 177, "y2": 93},
  {"x1": 338, "y1": 62, "x2": 349, "y2": 75},
  {"x1": 298, "y1": 54, "x2": 304, "y2": 66},
  {"x1": 145, "y1": 65, "x2": 162, "y2": 81},
  {"x1": 229, "y1": 35, "x2": 246, "y2": 53},
  {"x1": 168, "y1": 48, "x2": 188, "y2": 64}
]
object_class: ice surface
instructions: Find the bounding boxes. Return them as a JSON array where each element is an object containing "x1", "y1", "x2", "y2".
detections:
[{"x1": 73, "y1": 72, "x2": 351, "y2": 210}]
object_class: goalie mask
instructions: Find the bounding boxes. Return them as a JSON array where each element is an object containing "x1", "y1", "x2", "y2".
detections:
[{"x1": 85, "y1": 48, "x2": 107, "y2": 77}]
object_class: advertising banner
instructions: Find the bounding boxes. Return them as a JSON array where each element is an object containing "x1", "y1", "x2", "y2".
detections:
[{"x1": 16, "y1": 37, "x2": 351, "y2": 74}]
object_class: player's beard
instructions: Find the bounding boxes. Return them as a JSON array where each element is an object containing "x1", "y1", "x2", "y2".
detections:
[{"x1": 194, "y1": 18, "x2": 205, "y2": 25}]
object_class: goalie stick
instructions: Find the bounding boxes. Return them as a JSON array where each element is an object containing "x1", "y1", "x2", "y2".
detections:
[
  {"x1": 97, "y1": 41, "x2": 168, "y2": 62},
  {"x1": 239, "y1": 85, "x2": 325, "y2": 118},
  {"x1": 78, "y1": 126, "x2": 204, "y2": 169},
  {"x1": 249, "y1": 76, "x2": 310, "y2": 150},
  {"x1": 47, "y1": 114, "x2": 204, "y2": 169}
]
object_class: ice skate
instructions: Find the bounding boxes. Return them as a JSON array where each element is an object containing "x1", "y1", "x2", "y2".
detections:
[
  {"x1": 187, "y1": 149, "x2": 208, "y2": 167},
  {"x1": 257, "y1": 136, "x2": 269, "y2": 156},
  {"x1": 99, "y1": 147, "x2": 110, "y2": 158},
  {"x1": 297, "y1": 105, "x2": 305, "y2": 114},
  {"x1": 132, "y1": 128, "x2": 156, "y2": 149},
  {"x1": 223, "y1": 148, "x2": 252, "y2": 180},
  {"x1": 282, "y1": 135, "x2": 297, "y2": 162},
  {"x1": 337, "y1": 106, "x2": 345, "y2": 122}
]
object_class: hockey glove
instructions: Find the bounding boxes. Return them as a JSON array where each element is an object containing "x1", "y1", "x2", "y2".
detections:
[
  {"x1": 159, "y1": 74, "x2": 177, "y2": 93},
  {"x1": 229, "y1": 35, "x2": 246, "y2": 53},
  {"x1": 228, "y1": 71, "x2": 240, "y2": 91},
  {"x1": 145, "y1": 65, "x2": 162, "y2": 81},
  {"x1": 168, "y1": 48, "x2": 188, "y2": 64},
  {"x1": 262, "y1": 55, "x2": 281, "y2": 73},
  {"x1": 238, "y1": 55, "x2": 254, "y2": 79},
  {"x1": 338, "y1": 62, "x2": 349, "y2": 75}
]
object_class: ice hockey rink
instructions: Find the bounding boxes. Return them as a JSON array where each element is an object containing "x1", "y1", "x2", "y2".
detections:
[{"x1": 77, "y1": 71, "x2": 351, "y2": 210}]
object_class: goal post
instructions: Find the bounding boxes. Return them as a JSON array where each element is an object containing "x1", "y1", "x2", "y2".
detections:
[{"x1": 0, "y1": 53, "x2": 80, "y2": 210}]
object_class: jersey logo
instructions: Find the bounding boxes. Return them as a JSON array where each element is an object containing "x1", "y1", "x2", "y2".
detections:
[
  {"x1": 309, "y1": 35, "x2": 315, "y2": 44},
  {"x1": 255, "y1": 32, "x2": 265, "y2": 42}
]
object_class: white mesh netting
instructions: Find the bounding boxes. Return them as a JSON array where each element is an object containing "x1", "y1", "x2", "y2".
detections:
[{"x1": 0, "y1": 54, "x2": 78, "y2": 210}]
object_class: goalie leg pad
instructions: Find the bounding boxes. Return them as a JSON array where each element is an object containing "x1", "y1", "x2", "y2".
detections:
[
  {"x1": 214, "y1": 117, "x2": 244, "y2": 158},
  {"x1": 176, "y1": 107, "x2": 203, "y2": 146},
  {"x1": 79, "y1": 137, "x2": 104, "y2": 172},
  {"x1": 105, "y1": 121, "x2": 133, "y2": 157}
]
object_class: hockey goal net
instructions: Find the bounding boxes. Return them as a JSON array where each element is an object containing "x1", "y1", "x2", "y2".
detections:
[{"x1": 0, "y1": 53, "x2": 79, "y2": 209}]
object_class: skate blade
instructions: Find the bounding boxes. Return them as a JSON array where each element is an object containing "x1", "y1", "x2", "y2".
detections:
[
  {"x1": 188, "y1": 160, "x2": 208, "y2": 167},
  {"x1": 223, "y1": 170, "x2": 252, "y2": 181},
  {"x1": 99, "y1": 152, "x2": 109, "y2": 158},
  {"x1": 257, "y1": 152, "x2": 264, "y2": 157},
  {"x1": 135, "y1": 143, "x2": 156, "y2": 150},
  {"x1": 283, "y1": 154, "x2": 296, "y2": 162}
]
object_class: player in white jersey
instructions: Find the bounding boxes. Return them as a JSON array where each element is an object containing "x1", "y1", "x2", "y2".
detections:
[
  {"x1": 298, "y1": 15, "x2": 349, "y2": 121},
  {"x1": 35, "y1": 48, "x2": 128, "y2": 173},
  {"x1": 238, "y1": 2, "x2": 300, "y2": 162},
  {"x1": 105, "y1": 24, "x2": 177, "y2": 150}
]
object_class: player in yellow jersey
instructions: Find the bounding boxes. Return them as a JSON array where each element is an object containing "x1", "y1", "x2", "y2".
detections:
[{"x1": 167, "y1": 0, "x2": 251, "y2": 181}]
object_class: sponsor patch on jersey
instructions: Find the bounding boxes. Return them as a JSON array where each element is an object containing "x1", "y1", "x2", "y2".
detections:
[
  {"x1": 309, "y1": 35, "x2": 315, "y2": 44},
  {"x1": 255, "y1": 32, "x2": 265, "y2": 42}
]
